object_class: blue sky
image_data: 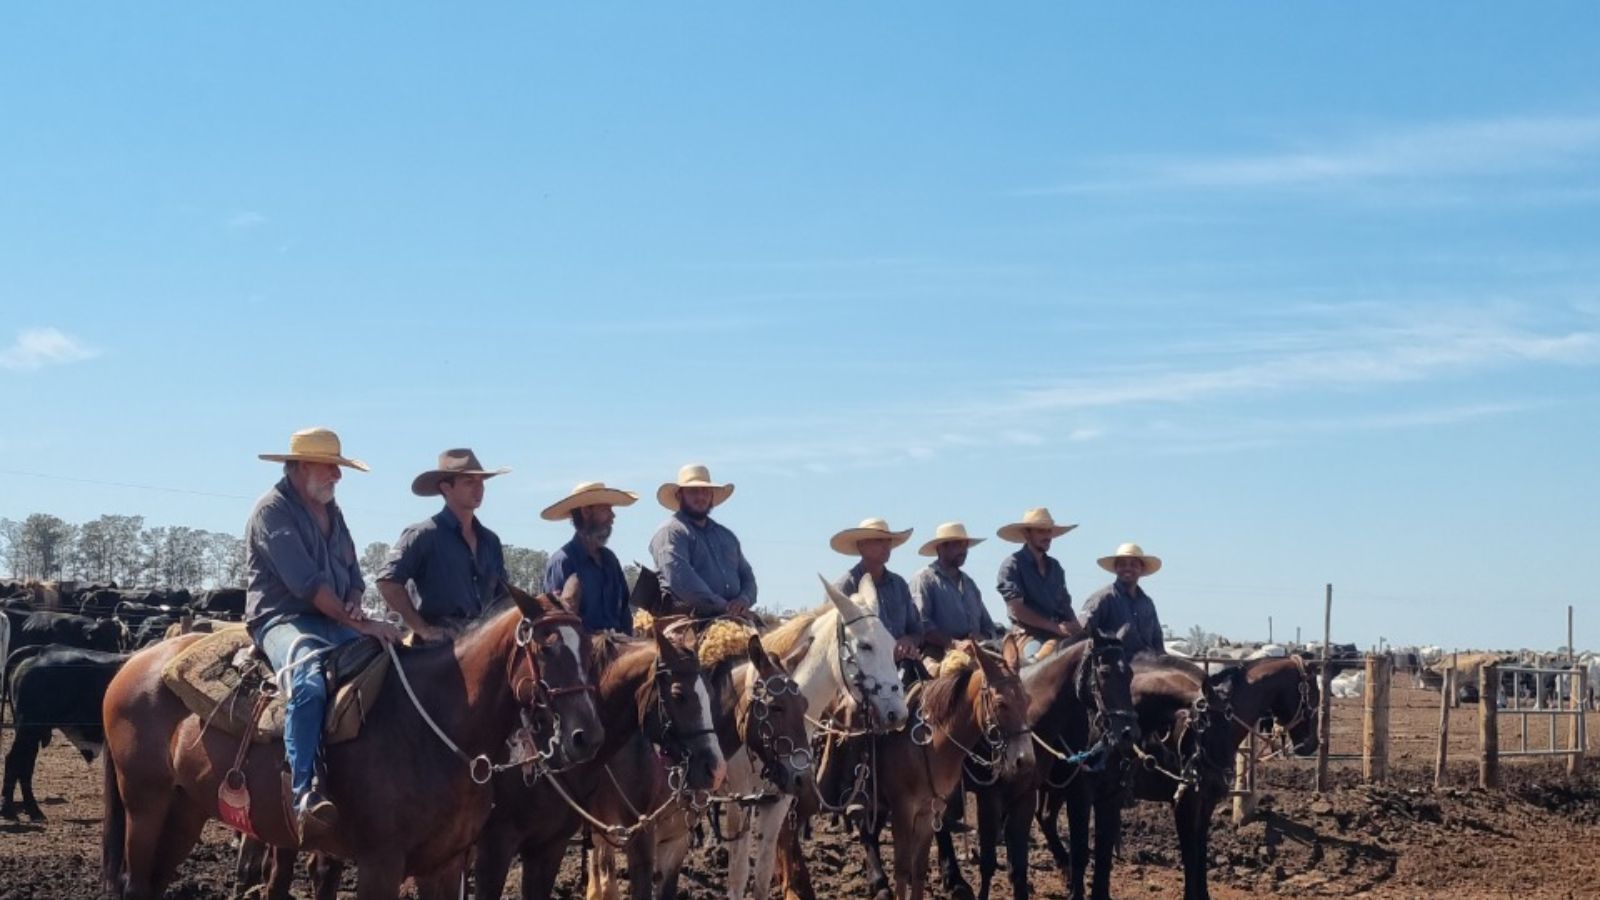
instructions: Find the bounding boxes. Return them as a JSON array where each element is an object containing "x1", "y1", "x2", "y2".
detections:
[{"x1": 2, "y1": 4, "x2": 1597, "y2": 652}]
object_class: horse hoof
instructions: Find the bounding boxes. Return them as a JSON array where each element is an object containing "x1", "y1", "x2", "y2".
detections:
[
  {"x1": 0, "y1": 805, "x2": 16, "y2": 821},
  {"x1": 25, "y1": 807, "x2": 46, "y2": 821},
  {"x1": 873, "y1": 890, "x2": 892, "y2": 900}
]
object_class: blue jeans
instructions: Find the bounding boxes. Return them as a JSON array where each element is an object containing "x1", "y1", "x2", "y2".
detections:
[{"x1": 256, "y1": 615, "x2": 360, "y2": 799}]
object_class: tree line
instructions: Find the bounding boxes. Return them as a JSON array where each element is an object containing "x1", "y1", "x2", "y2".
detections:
[{"x1": 0, "y1": 512, "x2": 593, "y2": 597}]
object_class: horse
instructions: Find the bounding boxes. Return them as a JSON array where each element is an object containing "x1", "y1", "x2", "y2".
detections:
[
  {"x1": 856, "y1": 638, "x2": 1034, "y2": 900},
  {"x1": 726, "y1": 574, "x2": 913, "y2": 900},
  {"x1": 100, "y1": 584, "x2": 605, "y2": 900},
  {"x1": 585, "y1": 626, "x2": 815, "y2": 900},
  {"x1": 936, "y1": 629, "x2": 1140, "y2": 900},
  {"x1": 451, "y1": 616, "x2": 728, "y2": 900},
  {"x1": 1129, "y1": 653, "x2": 1320, "y2": 900}
]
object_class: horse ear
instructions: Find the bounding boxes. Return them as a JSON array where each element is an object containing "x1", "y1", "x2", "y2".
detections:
[
  {"x1": 820, "y1": 575, "x2": 863, "y2": 622},
  {"x1": 558, "y1": 574, "x2": 582, "y2": 610},
  {"x1": 748, "y1": 634, "x2": 778, "y2": 674},
  {"x1": 508, "y1": 583, "x2": 542, "y2": 619},
  {"x1": 627, "y1": 563, "x2": 662, "y2": 613},
  {"x1": 1001, "y1": 633, "x2": 1023, "y2": 671},
  {"x1": 854, "y1": 572, "x2": 880, "y2": 612},
  {"x1": 970, "y1": 640, "x2": 997, "y2": 676},
  {"x1": 780, "y1": 634, "x2": 815, "y2": 674}
]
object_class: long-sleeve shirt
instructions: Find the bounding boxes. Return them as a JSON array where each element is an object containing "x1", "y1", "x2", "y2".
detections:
[
  {"x1": 376, "y1": 507, "x2": 507, "y2": 624},
  {"x1": 1079, "y1": 581, "x2": 1164, "y2": 656},
  {"x1": 244, "y1": 477, "x2": 364, "y2": 631},
  {"x1": 996, "y1": 547, "x2": 1076, "y2": 625},
  {"x1": 545, "y1": 536, "x2": 633, "y2": 634},
  {"x1": 834, "y1": 563, "x2": 921, "y2": 639},
  {"x1": 910, "y1": 564, "x2": 998, "y2": 639},
  {"x1": 648, "y1": 511, "x2": 757, "y2": 616}
]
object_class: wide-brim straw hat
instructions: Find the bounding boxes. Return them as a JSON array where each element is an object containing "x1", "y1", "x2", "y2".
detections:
[
  {"x1": 996, "y1": 507, "x2": 1077, "y2": 543},
  {"x1": 918, "y1": 522, "x2": 985, "y2": 557},
  {"x1": 830, "y1": 518, "x2": 914, "y2": 556},
  {"x1": 657, "y1": 464, "x2": 735, "y2": 511},
  {"x1": 541, "y1": 481, "x2": 640, "y2": 521},
  {"x1": 1098, "y1": 542, "x2": 1162, "y2": 575},
  {"x1": 410, "y1": 448, "x2": 510, "y2": 497},
  {"x1": 258, "y1": 427, "x2": 369, "y2": 472}
]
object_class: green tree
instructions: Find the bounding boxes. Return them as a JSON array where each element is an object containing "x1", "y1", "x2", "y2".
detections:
[{"x1": 503, "y1": 545, "x2": 550, "y2": 593}]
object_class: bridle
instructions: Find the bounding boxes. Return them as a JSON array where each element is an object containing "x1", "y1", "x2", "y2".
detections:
[
  {"x1": 833, "y1": 611, "x2": 902, "y2": 732},
  {"x1": 912, "y1": 659, "x2": 1033, "y2": 786},
  {"x1": 741, "y1": 669, "x2": 813, "y2": 786}
]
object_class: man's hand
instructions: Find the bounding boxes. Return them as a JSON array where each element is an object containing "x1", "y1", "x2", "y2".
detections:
[
  {"x1": 726, "y1": 598, "x2": 752, "y2": 618},
  {"x1": 344, "y1": 595, "x2": 368, "y2": 623},
  {"x1": 1058, "y1": 619, "x2": 1084, "y2": 641},
  {"x1": 894, "y1": 636, "x2": 923, "y2": 661},
  {"x1": 358, "y1": 619, "x2": 405, "y2": 645},
  {"x1": 412, "y1": 623, "x2": 448, "y2": 645}
]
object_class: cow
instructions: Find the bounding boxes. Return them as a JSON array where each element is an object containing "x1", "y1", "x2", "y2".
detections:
[
  {"x1": 11, "y1": 611, "x2": 127, "y2": 655},
  {"x1": 1, "y1": 645, "x2": 129, "y2": 820}
]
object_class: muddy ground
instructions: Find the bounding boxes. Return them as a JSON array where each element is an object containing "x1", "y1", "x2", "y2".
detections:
[{"x1": 5, "y1": 683, "x2": 1599, "y2": 899}]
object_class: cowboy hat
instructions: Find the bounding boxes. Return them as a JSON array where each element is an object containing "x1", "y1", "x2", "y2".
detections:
[
  {"x1": 996, "y1": 507, "x2": 1077, "y2": 543},
  {"x1": 541, "y1": 481, "x2": 640, "y2": 521},
  {"x1": 657, "y1": 464, "x2": 735, "y2": 511},
  {"x1": 917, "y1": 522, "x2": 985, "y2": 557},
  {"x1": 410, "y1": 448, "x2": 510, "y2": 497},
  {"x1": 258, "y1": 427, "x2": 369, "y2": 472},
  {"x1": 1098, "y1": 542, "x2": 1162, "y2": 575},
  {"x1": 830, "y1": 517, "x2": 913, "y2": 556}
]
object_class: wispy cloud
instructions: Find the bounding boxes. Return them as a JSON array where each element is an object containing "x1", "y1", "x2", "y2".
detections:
[
  {"x1": 1023, "y1": 113, "x2": 1600, "y2": 195},
  {"x1": 226, "y1": 211, "x2": 268, "y2": 229},
  {"x1": 0, "y1": 327, "x2": 99, "y2": 372}
]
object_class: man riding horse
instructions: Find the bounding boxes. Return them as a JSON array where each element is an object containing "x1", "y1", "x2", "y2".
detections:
[
  {"x1": 541, "y1": 481, "x2": 639, "y2": 634},
  {"x1": 996, "y1": 507, "x2": 1085, "y2": 657},
  {"x1": 246, "y1": 427, "x2": 402, "y2": 841},
  {"x1": 1080, "y1": 542, "x2": 1166, "y2": 657},
  {"x1": 648, "y1": 463, "x2": 757, "y2": 619},
  {"x1": 831, "y1": 517, "x2": 925, "y2": 670},
  {"x1": 376, "y1": 448, "x2": 512, "y2": 644}
]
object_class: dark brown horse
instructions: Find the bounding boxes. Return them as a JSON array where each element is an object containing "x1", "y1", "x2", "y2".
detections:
[
  {"x1": 855, "y1": 639, "x2": 1034, "y2": 900},
  {"x1": 1129, "y1": 653, "x2": 1320, "y2": 900},
  {"x1": 936, "y1": 629, "x2": 1140, "y2": 900},
  {"x1": 100, "y1": 586, "x2": 604, "y2": 900},
  {"x1": 451, "y1": 620, "x2": 727, "y2": 900}
]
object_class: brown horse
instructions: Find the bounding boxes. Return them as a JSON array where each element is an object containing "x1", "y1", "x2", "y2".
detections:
[
  {"x1": 935, "y1": 629, "x2": 1140, "y2": 900},
  {"x1": 856, "y1": 639, "x2": 1034, "y2": 900},
  {"x1": 451, "y1": 620, "x2": 727, "y2": 900},
  {"x1": 1129, "y1": 653, "x2": 1320, "y2": 900},
  {"x1": 100, "y1": 585, "x2": 604, "y2": 900}
]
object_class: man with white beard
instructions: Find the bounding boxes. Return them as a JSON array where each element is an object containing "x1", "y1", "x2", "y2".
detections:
[
  {"x1": 246, "y1": 427, "x2": 402, "y2": 842},
  {"x1": 542, "y1": 481, "x2": 640, "y2": 634}
]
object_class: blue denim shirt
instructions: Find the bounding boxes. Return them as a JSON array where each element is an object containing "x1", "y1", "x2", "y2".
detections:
[
  {"x1": 376, "y1": 507, "x2": 507, "y2": 623},
  {"x1": 545, "y1": 536, "x2": 633, "y2": 635},
  {"x1": 997, "y1": 548, "x2": 1077, "y2": 625},
  {"x1": 245, "y1": 477, "x2": 364, "y2": 630},
  {"x1": 1080, "y1": 581, "x2": 1164, "y2": 655},
  {"x1": 910, "y1": 564, "x2": 998, "y2": 639},
  {"x1": 834, "y1": 563, "x2": 922, "y2": 639},
  {"x1": 649, "y1": 512, "x2": 757, "y2": 616}
]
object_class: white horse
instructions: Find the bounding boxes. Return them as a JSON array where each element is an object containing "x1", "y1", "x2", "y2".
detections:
[{"x1": 720, "y1": 574, "x2": 911, "y2": 900}]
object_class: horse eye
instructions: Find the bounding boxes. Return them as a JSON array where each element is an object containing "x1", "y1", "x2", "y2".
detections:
[{"x1": 859, "y1": 643, "x2": 874, "y2": 653}]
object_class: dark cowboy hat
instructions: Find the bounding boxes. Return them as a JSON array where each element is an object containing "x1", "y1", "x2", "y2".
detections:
[{"x1": 411, "y1": 448, "x2": 511, "y2": 497}]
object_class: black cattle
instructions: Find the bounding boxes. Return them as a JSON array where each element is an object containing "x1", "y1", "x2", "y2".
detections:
[
  {"x1": 191, "y1": 588, "x2": 246, "y2": 621},
  {"x1": 132, "y1": 615, "x2": 177, "y2": 647},
  {"x1": 1, "y1": 645, "x2": 129, "y2": 820},
  {"x1": 12, "y1": 611, "x2": 126, "y2": 656}
]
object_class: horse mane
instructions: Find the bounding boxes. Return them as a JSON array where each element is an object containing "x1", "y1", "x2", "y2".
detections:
[
  {"x1": 918, "y1": 657, "x2": 978, "y2": 727},
  {"x1": 590, "y1": 631, "x2": 653, "y2": 674},
  {"x1": 761, "y1": 604, "x2": 828, "y2": 660},
  {"x1": 1131, "y1": 650, "x2": 1210, "y2": 682}
]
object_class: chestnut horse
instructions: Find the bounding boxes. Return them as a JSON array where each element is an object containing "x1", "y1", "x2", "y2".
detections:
[
  {"x1": 857, "y1": 639, "x2": 1034, "y2": 900},
  {"x1": 935, "y1": 629, "x2": 1140, "y2": 900},
  {"x1": 100, "y1": 585, "x2": 604, "y2": 900},
  {"x1": 1129, "y1": 653, "x2": 1320, "y2": 900},
  {"x1": 444, "y1": 619, "x2": 727, "y2": 900}
]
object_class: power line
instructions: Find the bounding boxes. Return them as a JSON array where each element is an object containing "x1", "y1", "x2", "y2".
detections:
[{"x1": 0, "y1": 469, "x2": 255, "y2": 502}]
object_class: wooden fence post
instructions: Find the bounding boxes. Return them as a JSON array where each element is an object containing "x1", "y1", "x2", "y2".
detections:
[
  {"x1": 1363, "y1": 653, "x2": 1391, "y2": 783},
  {"x1": 1571, "y1": 665, "x2": 1586, "y2": 776},
  {"x1": 1434, "y1": 655, "x2": 1454, "y2": 787},
  {"x1": 1315, "y1": 584, "x2": 1333, "y2": 793},
  {"x1": 1480, "y1": 663, "x2": 1499, "y2": 789},
  {"x1": 1233, "y1": 731, "x2": 1257, "y2": 824}
]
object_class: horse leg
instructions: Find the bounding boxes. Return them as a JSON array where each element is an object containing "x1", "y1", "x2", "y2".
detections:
[
  {"x1": 934, "y1": 808, "x2": 974, "y2": 900},
  {"x1": 626, "y1": 826, "x2": 657, "y2": 900},
  {"x1": 748, "y1": 795, "x2": 794, "y2": 900},
  {"x1": 1172, "y1": 795, "x2": 1208, "y2": 900},
  {"x1": 889, "y1": 805, "x2": 930, "y2": 900},
  {"x1": 858, "y1": 814, "x2": 892, "y2": 900},
  {"x1": 114, "y1": 776, "x2": 177, "y2": 900},
  {"x1": 1090, "y1": 792, "x2": 1122, "y2": 900},
  {"x1": 656, "y1": 824, "x2": 693, "y2": 900},
  {"x1": 148, "y1": 799, "x2": 211, "y2": 898},
  {"x1": 415, "y1": 856, "x2": 467, "y2": 900},
  {"x1": 353, "y1": 853, "x2": 406, "y2": 900},
  {"x1": 1034, "y1": 787, "x2": 1072, "y2": 896},
  {"x1": 230, "y1": 836, "x2": 265, "y2": 900},
  {"x1": 724, "y1": 800, "x2": 754, "y2": 900},
  {"x1": 470, "y1": 823, "x2": 520, "y2": 900},
  {"x1": 309, "y1": 854, "x2": 346, "y2": 900},
  {"x1": 519, "y1": 841, "x2": 570, "y2": 900},
  {"x1": 1063, "y1": 781, "x2": 1091, "y2": 900},
  {"x1": 1002, "y1": 793, "x2": 1033, "y2": 900},
  {"x1": 974, "y1": 788, "x2": 1001, "y2": 900},
  {"x1": 775, "y1": 809, "x2": 816, "y2": 900}
]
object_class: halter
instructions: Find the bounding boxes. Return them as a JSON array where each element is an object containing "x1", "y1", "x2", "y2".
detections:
[
  {"x1": 742, "y1": 670, "x2": 814, "y2": 785},
  {"x1": 833, "y1": 611, "x2": 898, "y2": 730},
  {"x1": 647, "y1": 651, "x2": 719, "y2": 766}
]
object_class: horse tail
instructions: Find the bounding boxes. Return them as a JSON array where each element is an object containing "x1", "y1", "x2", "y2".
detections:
[{"x1": 102, "y1": 750, "x2": 127, "y2": 897}]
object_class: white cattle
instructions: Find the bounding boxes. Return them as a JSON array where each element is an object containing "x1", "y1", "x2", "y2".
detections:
[
  {"x1": 1247, "y1": 643, "x2": 1288, "y2": 660},
  {"x1": 1331, "y1": 670, "x2": 1366, "y2": 699}
]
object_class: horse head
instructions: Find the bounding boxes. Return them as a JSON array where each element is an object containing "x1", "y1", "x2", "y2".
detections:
[
  {"x1": 1081, "y1": 625, "x2": 1141, "y2": 749},
  {"x1": 627, "y1": 563, "x2": 669, "y2": 615},
  {"x1": 509, "y1": 577, "x2": 605, "y2": 769},
  {"x1": 1271, "y1": 655, "x2": 1320, "y2": 757},
  {"x1": 740, "y1": 633, "x2": 812, "y2": 795},
  {"x1": 648, "y1": 617, "x2": 727, "y2": 792},
  {"x1": 820, "y1": 574, "x2": 908, "y2": 732},
  {"x1": 971, "y1": 636, "x2": 1035, "y2": 779}
]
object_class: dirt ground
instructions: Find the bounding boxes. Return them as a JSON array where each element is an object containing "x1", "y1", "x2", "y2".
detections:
[{"x1": 6, "y1": 682, "x2": 1600, "y2": 899}]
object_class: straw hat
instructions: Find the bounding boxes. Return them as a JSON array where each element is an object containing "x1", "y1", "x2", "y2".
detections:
[
  {"x1": 258, "y1": 427, "x2": 369, "y2": 472},
  {"x1": 541, "y1": 481, "x2": 640, "y2": 521},
  {"x1": 1097, "y1": 543, "x2": 1162, "y2": 575},
  {"x1": 918, "y1": 522, "x2": 985, "y2": 557},
  {"x1": 830, "y1": 518, "x2": 914, "y2": 556},
  {"x1": 657, "y1": 464, "x2": 735, "y2": 511},
  {"x1": 996, "y1": 507, "x2": 1077, "y2": 543},
  {"x1": 410, "y1": 448, "x2": 510, "y2": 497}
]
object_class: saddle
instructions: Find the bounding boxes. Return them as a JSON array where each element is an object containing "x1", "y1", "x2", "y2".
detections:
[{"x1": 160, "y1": 626, "x2": 391, "y2": 745}]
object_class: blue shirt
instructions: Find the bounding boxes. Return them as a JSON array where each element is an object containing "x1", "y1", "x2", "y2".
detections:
[
  {"x1": 910, "y1": 564, "x2": 998, "y2": 639},
  {"x1": 545, "y1": 536, "x2": 633, "y2": 634},
  {"x1": 997, "y1": 548, "x2": 1077, "y2": 625},
  {"x1": 244, "y1": 477, "x2": 364, "y2": 630},
  {"x1": 376, "y1": 507, "x2": 507, "y2": 624},
  {"x1": 833, "y1": 563, "x2": 922, "y2": 639},
  {"x1": 1080, "y1": 581, "x2": 1164, "y2": 656},
  {"x1": 649, "y1": 512, "x2": 757, "y2": 616}
]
